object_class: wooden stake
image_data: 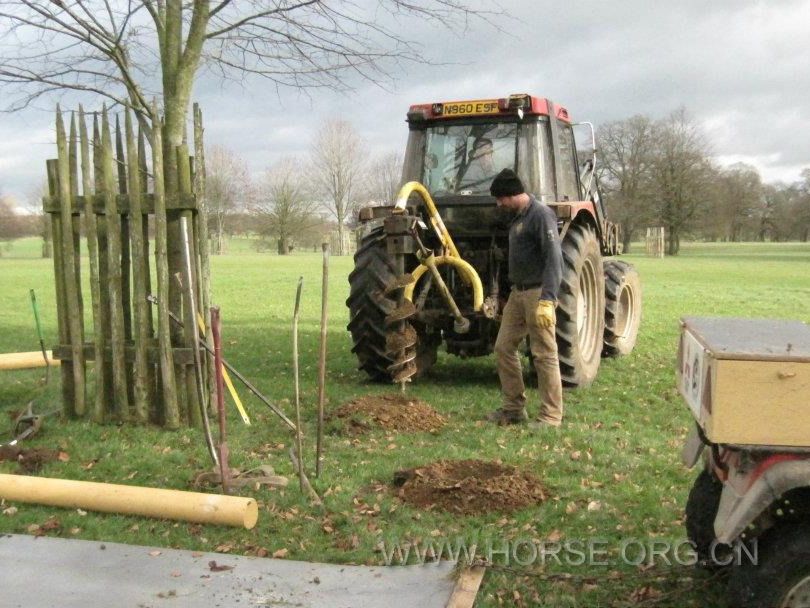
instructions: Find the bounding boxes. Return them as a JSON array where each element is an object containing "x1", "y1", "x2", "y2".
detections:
[
  {"x1": 125, "y1": 109, "x2": 150, "y2": 423},
  {"x1": 101, "y1": 106, "x2": 130, "y2": 420},
  {"x1": 315, "y1": 242, "x2": 330, "y2": 478},
  {"x1": 150, "y1": 102, "x2": 180, "y2": 429},
  {"x1": 93, "y1": 114, "x2": 115, "y2": 413},
  {"x1": 46, "y1": 159, "x2": 75, "y2": 415},
  {"x1": 55, "y1": 106, "x2": 86, "y2": 417},
  {"x1": 78, "y1": 107, "x2": 107, "y2": 423},
  {"x1": 292, "y1": 276, "x2": 305, "y2": 493}
]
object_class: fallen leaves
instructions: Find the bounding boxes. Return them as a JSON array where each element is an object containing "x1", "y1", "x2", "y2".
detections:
[{"x1": 272, "y1": 548, "x2": 289, "y2": 559}]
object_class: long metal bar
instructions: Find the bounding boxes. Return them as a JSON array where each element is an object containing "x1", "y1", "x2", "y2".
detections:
[
  {"x1": 146, "y1": 295, "x2": 297, "y2": 432},
  {"x1": 181, "y1": 217, "x2": 218, "y2": 467}
]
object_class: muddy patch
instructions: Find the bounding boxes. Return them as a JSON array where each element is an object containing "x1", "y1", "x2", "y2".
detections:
[
  {"x1": 330, "y1": 394, "x2": 446, "y2": 434},
  {"x1": 0, "y1": 446, "x2": 60, "y2": 473},
  {"x1": 393, "y1": 459, "x2": 547, "y2": 515}
]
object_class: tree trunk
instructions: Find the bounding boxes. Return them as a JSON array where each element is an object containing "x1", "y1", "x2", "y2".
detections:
[
  {"x1": 622, "y1": 228, "x2": 632, "y2": 254},
  {"x1": 277, "y1": 237, "x2": 290, "y2": 255},
  {"x1": 336, "y1": 222, "x2": 345, "y2": 256},
  {"x1": 667, "y1": 226, "x2": 680, "y2": 256},
  {"x1": 215, "y1": 212, "x2": 224, "y2": 254}
]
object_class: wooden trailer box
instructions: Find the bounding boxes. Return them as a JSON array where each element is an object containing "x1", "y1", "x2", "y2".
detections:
[{"x1": 677, "y1": 317, "x2": 810, "y2": 447}]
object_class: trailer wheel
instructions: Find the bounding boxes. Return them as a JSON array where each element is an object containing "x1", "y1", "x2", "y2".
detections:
[
  {"x1": 685, "y1": 469, "x2": 723, "y2": 568},
  {"x1": 602, "y1": 260, "x2": 641, "y2": 357},
  {"x1": 727, "y1": 522, "x2": 810, "y2": 608},
  {"x1": 346, "y1": 227, "x2": 438, "y2": 382},
  {"x1": 556, "y1": 223, "x2": 605, "y2": 387}
]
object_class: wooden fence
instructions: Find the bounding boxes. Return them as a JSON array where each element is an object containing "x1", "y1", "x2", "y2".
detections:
[
  {"x1": 645, "y1": 227, "x2": 665, "y2": 258},
  {"x1": 43, "y1": 103, "x2": 212, "y2": 428}
]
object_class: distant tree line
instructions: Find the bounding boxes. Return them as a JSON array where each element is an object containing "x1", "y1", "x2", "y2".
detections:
[
  {"x1": 597, "y1": 109, "x2": 810, "y2": 255},
  {"x1": 205, "y1": 119, "x2": 400, "y2": 256}
]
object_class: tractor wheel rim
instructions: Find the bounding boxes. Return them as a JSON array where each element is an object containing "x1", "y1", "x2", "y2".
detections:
[
  {"x1": 577, "y1": 257, "x2": 598, "y2": 362},
  {"x1": 782, "y1": 574, "x2": 810, "y2": 608},
  {"x1": 616, "y1": 282, "x2": 634, "y2": 339}
]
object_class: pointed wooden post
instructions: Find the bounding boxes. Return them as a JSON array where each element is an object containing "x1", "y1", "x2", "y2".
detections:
[
  {"x1": 93, "y1": 114, "x2": 115, "y2": 413},
  {"x1": 79, "y1": 107, "x2": 107, "y2": 422},
  {"x1": 68, "y1": 115, "x2": 85, "y2": 342},
  {"x1": 125, "y1": 109, "x2": 150, "y2": 423},
  {"x1": 101, "y1": 106, "x2": 130, "y2": 420},
  {"x1": 46, "y1": 158, "x2": 75, "y2": 415},
  {"x1": 151, "y1": 102, "x2": 180, "y2": 429},
  {"x1": 193, "y1": 104, "x2": 216, "y2": 411},
  {"x1": 115, "y1": 115, "x2": 133, "y2": 342},
  {"x1": 55, "y1": 107, "x2": 86, "y2": 417}
]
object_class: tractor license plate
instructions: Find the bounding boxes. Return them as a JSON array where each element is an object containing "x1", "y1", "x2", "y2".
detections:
[{"x1": 441, "y1": 100, "x2": 500, "y2": 117}]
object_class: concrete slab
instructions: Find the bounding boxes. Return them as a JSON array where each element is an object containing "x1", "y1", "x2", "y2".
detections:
[{"x1": 0, "y1": 534, "x2": 461, "y2": 608}]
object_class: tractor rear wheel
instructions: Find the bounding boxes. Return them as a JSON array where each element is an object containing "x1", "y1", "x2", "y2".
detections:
[
  {"x1": 346, "y1": 227, "x2": 439, "y2": 382},
  {"x1": 556, "y1": 223, "x2": 605, "y2": 387},
  {"x1": 602, "y1": 259, "x2": 641, "y2": 357}
]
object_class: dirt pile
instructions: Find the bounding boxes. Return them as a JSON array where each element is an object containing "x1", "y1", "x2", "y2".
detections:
[
  {"x1": 393, "y1": 459, "x2": 547, "y2": 515},
  {"x1": 0, "y1": 446, "x2": 60, "y2": 473},
  {"x1": 331, "y1": 394, "x2": 446, "y2": 434}
]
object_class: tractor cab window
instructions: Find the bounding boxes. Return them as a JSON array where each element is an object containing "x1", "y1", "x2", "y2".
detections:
[
  {"x1": 556, "y1": 123, "x2": 581, "y2": 201},
  {"x1": 423, "y1": 123, "x2": 518, "y2": 195}
]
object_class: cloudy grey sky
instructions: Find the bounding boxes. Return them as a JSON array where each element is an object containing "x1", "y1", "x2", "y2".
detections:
[{"x1": 2, "y1": 0, "x2": 809, "y2": 209}]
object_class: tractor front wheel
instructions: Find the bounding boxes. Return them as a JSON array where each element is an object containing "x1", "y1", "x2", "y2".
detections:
[
  {"x1": 602, "y1": 259, "x2": 641, "y2": 357},
  {"x1": 556, "y1": 223, "x2": 605, "y2": 387}
]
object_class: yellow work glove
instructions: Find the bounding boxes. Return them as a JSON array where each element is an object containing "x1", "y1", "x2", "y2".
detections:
[{"x1": 535, "y1": 300, "x2": 556, "y2": 329}]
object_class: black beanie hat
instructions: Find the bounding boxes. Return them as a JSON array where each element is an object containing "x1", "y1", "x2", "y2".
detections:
[{"x1": 490, "y1": 168, "x2": 525, "y2": 198}]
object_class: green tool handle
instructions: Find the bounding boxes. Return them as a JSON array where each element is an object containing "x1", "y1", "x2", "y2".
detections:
[{"x1": 30, "y1": 289, "x2": 45, "y2": 343}]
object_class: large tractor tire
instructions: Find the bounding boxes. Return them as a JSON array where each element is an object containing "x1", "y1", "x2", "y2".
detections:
[
  {"x1": 346, "y1": 227, "x2": 439, "y2": 382},
  {"x1": 602, "y1": 259, "x2": 641, "y2": 357},
  {"x1": 556, "y1": 223, "x2": 605, "y2": 387}
]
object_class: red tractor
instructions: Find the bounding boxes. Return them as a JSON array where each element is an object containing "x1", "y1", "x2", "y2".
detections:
[{"x1": 347, "y1": 93, "x2": 641, "y2": 387}]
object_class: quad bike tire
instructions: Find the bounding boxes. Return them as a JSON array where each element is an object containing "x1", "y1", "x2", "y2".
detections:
[
  {"x1": 727, "y1": 522, "x2": 810, "y2": 608},
  {"x1": 602, "y1": 259, "x2": 642, "y2": 357},
  {"x1": 685, "y1": 468, "x2": 724, "y2": 568},
  {"x1": 556, "y1": 223, "x2": 605, "y2": 387},
  {"x1": 347, "y1": 227, "x2": 439, "y2": 382}
]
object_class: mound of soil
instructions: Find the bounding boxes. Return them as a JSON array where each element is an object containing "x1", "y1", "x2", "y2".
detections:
[
  {"x1": 393, "y1": 459, "x2": 547, "y2": 515},
  {"x1": 0, "y1": 446, "x2": 60, "y2": 473},
  {"x1": 331, "y1": 394, "x2": 446, "y2": 434}
]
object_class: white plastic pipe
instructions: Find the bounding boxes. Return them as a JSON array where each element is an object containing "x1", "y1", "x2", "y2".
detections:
[{"x1": 0, "y1": 474, "x2": 258, "y2": 529}]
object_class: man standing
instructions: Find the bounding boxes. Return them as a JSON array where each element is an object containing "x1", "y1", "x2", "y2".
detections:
[{"x1": 486, "y1": 168, "x2": 564, "y2": 427}]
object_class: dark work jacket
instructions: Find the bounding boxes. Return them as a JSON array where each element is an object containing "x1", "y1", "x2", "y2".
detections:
[{"x1": 507, "y1": 195, "x2": 563, "y2": 301}]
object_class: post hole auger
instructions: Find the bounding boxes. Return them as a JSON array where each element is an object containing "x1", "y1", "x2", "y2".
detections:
[{"x1": 382, "y1": 181, "x2": 487, "y2": 389}]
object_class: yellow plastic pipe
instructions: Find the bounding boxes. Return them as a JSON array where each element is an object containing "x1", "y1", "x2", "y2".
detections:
[
  {"x1": 0, "y1": 474, "x2": 258, "y2": 529},
  {"x1": 393, "y1": 181, "x2": 461, "y2": 259},
  {"x1": 0, "y1": 351, "x2": 59, "y2": 371},
  {"x1": 403, "y1": 255, "x2": 484, "y2": 312}
]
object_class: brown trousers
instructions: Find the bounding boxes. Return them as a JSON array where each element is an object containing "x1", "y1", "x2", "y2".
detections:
[{"x1": 494, "y1": 287, "x2": 564, "y2": 425}]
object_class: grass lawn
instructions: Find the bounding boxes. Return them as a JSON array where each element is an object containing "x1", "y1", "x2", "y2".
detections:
[{"x1": 1, "y1": 239, "x2": 809, "y2": 607}]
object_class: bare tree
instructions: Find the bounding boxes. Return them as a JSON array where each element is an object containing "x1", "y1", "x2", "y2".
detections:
[
  {"x1": 796, "y1": 169, "x2": 810, "y2": 242},
  {"x1": 206, "y1": 144, "x2": 251, "y2": 254},
  {"x1": 649, "y1": 108, "x2": 715, "y2": 255},
  {"x1": 310, "y1": 119, "x2": 365, "y2": 255},
  {"x1": 597, "y1": 115, "x2": 655, "y2": 253},
  {"x1": 253, "y1": 157, "x2": 317, "y2": 255},
  {"x1": 0, "y1": 195, "x2": 25, "y2": 254},
  {"x1": 0, "y1": 1, "x2": 497, "y2": 194},
  {"x1": 365, "y1": 150, "x2": 403, "y2": 205},
  {"x1": 715, "y1": 163, "x2": 763, "y2": 242}
]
